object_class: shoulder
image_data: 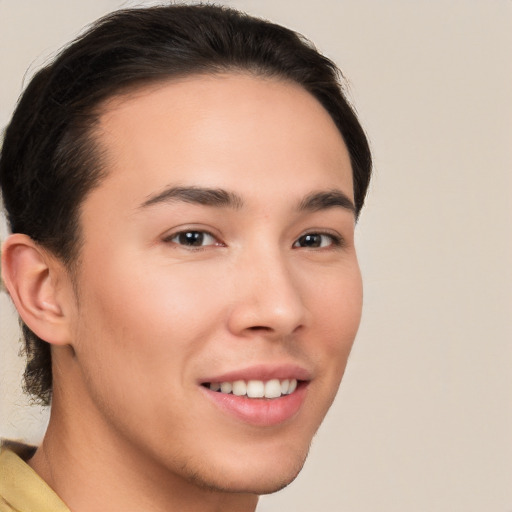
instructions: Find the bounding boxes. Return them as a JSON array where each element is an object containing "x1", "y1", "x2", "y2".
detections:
[
  {"x1": 0, "y1": 441, "x2": 70, "y2": 512},
  {"x1": 0, "y1": 440, "x2": 37, "y2": 460}
]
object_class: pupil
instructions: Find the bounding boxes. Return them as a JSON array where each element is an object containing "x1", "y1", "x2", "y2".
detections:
[
  {"x1": 301, "y1": 234, "x2": 321, "y2": 247},
  {"x1": 180, "y1": 231, "x2": 203, "y2": 246}
]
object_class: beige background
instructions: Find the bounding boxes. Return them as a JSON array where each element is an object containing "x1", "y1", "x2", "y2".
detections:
[{"x1": 1, "y1": 1, "x2": 511, "y2": 510}]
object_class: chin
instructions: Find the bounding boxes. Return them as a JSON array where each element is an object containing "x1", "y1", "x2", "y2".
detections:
[{"x1": 189, "y1": 446, "x2": 309, "y2": 496}]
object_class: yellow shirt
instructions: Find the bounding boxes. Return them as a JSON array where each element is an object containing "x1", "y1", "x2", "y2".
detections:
[{"x1": 0, "y1": 444, "x2": 69, "y2": 512}]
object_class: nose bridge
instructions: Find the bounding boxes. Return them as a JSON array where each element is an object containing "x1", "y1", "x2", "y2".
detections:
[{"x1": 228, "y1": 241, "x2": 306, "y2": 337}]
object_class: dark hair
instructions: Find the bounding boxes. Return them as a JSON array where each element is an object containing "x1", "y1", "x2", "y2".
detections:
[{"x1": 0, "y1": 4, "x2": 372, "y2": 405}]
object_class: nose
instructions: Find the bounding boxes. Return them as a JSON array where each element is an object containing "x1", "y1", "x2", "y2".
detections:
[{"x1": 226, "y1": 247, "x2": 308, "y2": 339}]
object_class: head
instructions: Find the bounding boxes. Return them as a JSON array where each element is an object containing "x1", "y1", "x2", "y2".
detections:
[{"x1": 0, "y1": 3, "x2": 371, "y2": 497}]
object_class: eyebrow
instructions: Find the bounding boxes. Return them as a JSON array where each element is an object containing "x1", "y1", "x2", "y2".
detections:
[
  {"x1": 297, "y1": 190, "x2": 356, "y2": 214},
  {"x1": 139, "y1": 185, "x2": 355, "y2": 215},
  {"x1": 139, "y1": 186, "x2": 244, "y2": 210}
]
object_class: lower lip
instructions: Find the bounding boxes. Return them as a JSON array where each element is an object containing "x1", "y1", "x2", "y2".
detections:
[{"x1": 201, "y1": 383, "x2": 308, "y2": 427}]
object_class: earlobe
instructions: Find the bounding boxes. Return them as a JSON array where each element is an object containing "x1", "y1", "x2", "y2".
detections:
[{"x1": 1, "y1": 233, "x2": 74, "y2": 346}]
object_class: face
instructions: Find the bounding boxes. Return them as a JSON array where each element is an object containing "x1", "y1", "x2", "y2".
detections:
[{"x1": 63, "y1": 74, "x2": 362, "y2": 495}]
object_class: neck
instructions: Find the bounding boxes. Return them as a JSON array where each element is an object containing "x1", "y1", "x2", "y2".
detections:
[{"x1": 29, "y1": 389, "x2": 258, "y2": 512}]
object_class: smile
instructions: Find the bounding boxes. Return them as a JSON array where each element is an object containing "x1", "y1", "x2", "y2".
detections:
[
  {"x1": 199, "y1": 365, "x2": 311, "y2": 426},
  {"x1": 205, "y1": 378, "x2": 298, "y2": 399}
]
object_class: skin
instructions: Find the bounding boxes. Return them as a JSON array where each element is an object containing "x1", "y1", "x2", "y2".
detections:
[{"x1": 2, "y1": 74, "x2": 363, "y2": 512}]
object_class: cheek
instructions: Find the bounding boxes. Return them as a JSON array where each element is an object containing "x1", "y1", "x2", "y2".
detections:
[
  {"x1": 69, "y1": 263, "x2": 214, "y2": 430},
  {"x1": 294, "y1": 264, "x2": 363, "y2": 435},
  {"x1": 73, "y1": 256, "x2": 225, "y2": 372},
  {"x1": 306, "y1": 263, "x2": 363, "y2": 370}
]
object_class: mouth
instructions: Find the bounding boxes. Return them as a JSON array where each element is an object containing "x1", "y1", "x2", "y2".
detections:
[
  {"x1": 201, "y1": 378, "x2": 299, "y2": 399},
  {"x1": 199, "y1": 367, "x2": 310, "y2": 426},
  {"x1": 199, "y1": 364, "x2": 311, "y2": 426}
]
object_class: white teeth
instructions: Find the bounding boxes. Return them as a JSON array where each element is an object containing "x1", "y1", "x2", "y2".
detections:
[
  {"x1": 209, "y1": 378, "x2": 298, "y2": 399},
  {"x1": 220, "y1": 382, "x2": 232, "y2": 394},
  {"x1": 232, "y1": 380, "x2": 247, "y2": 396},
  {"x1": 247, "y1": 380, "x2": 265, "y2": 398},
  {"x1": 264, "y1": 379, "x2": 282, "y2": 399}
]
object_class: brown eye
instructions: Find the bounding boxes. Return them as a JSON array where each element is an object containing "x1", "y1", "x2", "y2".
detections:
[
  {"x1": 169, "y1": 231, "x2": 217, "y2": 247},
  {"x1": 293, "y1": 233, "x2": 341, "y2": 249}
]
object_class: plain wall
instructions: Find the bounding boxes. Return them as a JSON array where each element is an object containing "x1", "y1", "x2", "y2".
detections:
[{"x1": 1, "y1": 1, "x2": 511, "y2": 511}]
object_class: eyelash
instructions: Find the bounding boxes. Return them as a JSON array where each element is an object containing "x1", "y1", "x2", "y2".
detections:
[
  {"x1": 163, "y1": 230, "x2": 223, "y2": 249},
  {"x1": 162, "y1": 229, "x2": 344, "y2": 250},
  {"x1": 292, "y1": 232, "x2": 344, "y2": 249}
]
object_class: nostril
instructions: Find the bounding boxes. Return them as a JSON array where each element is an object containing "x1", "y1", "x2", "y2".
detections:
[{"x1": 248, "y1": 326, "x2": 273, "y2": 332}]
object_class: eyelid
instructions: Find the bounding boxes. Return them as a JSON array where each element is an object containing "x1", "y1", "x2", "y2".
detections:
[
  {"x1": 293, "y1": 230, "x2": 345, "y2": 249},
  {"x1": 162, "y1": 226, "x2": 225, "y2": 249}
]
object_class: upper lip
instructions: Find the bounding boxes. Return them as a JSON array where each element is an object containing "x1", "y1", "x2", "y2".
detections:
[{"x1": 199, "y1": 363, "x2": 312, "y2": 384}]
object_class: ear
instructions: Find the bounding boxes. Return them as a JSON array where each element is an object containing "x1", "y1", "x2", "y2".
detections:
[{"x1": 1, "y1": 233, "x2": 74, "y2": 346}]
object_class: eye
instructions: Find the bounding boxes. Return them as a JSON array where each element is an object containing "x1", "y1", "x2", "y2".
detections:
[
  {"x1": 293, "y1": 232, "x2": 342, "y2": 249},
  {"x1": 166, "y1": 230, "x2": 219, "y2": 248}
]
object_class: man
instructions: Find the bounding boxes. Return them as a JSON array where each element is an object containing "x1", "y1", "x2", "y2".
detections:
[{"x1": 0, "y1": 4, "x2": 371, "y2": 511}]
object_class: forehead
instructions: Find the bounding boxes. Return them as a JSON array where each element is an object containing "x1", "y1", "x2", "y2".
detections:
[{"x1": 89, "y1": 73, "x2": 353, "y2": 209}]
